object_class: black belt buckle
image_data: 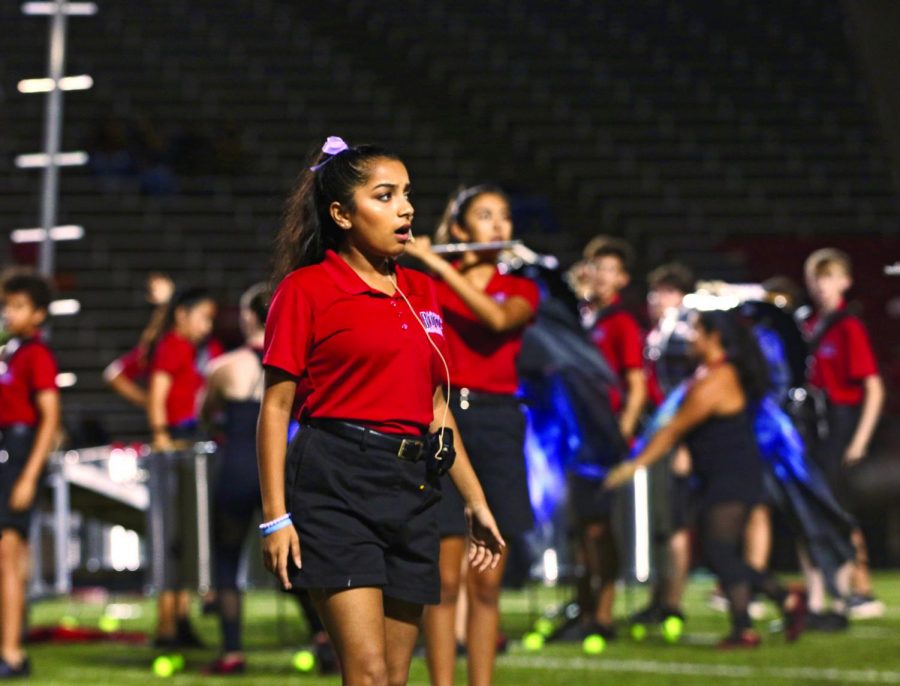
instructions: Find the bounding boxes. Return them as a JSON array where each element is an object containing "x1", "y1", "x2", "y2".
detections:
[{"x1": 397, "y1": 438, "x2": 424, "y2": 462}]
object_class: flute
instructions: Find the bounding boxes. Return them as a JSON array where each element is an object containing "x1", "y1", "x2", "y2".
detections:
[{"x1": 430, "y1": 240, "x2": 522, "y2": 254}]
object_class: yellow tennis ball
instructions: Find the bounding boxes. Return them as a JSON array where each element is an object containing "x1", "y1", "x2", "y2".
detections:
[
  {"x1": 630, "y1": 623, "x2": 647, "y2": 641},
  {"x1": 99, "y1": 615, "x2": 120, "y2": 633},
  {"x1": 582, "y1": 634, "x2": 606, "y2": 655},
  {"x1": 152, "y1": 656, "x2": 175, "y2": 678},
  {"x1": 662, "y1": 616, "x2": 684, "y2": 643},
  {"x1": 293, "y1": 650, "x2": 316, "y2": 672},
  {"x1": 534, "y1": 618, "x2": 555, "y2": 637},
  {"x1": 170, "y1": 654, "x2": 185, "y2": 672},
  {"x1": 522, "y1": 632, "x2": 544, "y2": 651}
]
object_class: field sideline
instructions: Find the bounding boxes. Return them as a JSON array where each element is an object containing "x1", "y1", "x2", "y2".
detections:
[{"x1": 25, "y1": 572, "x2": 900, "y2": 685}]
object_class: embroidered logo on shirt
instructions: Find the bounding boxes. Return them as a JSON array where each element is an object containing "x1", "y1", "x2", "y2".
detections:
[{"x1": 419, "y1": 311, "x2": 444, "y2": 336}]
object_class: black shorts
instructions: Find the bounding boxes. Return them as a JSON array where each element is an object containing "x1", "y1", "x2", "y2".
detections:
[
  {"x1": 568, "y1": 472, "x2": 617, "y2": 527},
  {"x1": 436, "y1": 396, "x2": 534, "y2": 539},
  {"x1": 812, "y1": 404, "x2": 861, "y2": 511},
  {"x1": 286, "y1": 426, "x2": 441, "y2": 606},
  {"x1": 668, "y1": 474, "x2": 694, "y2": 532},
  {"x1": 0, "y1": 425, "x2": 38, "y2": 537}
]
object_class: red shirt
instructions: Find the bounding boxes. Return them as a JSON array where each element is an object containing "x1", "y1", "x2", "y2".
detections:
[
  {"x1": 108, "y1": 345, "x2": 150, "y2": 384},
  {"x1": 804, "y1": 305, "x2": 878, "y2": 406},
  {"x1": 264, "y1": 250, "x2": 450, "y2": 436},
  {"x1": 435, "y1": 270, "x2": 539, "y2": 395},
  {"x1": 150, "y1": 332, "x2": 213, "y2": 426},
  {"x1": 0, "y1": 337, "x2": 58, "y2": 427},
  {"x1": 587, "y1": 297, "x2": 644, "y2": 413}
]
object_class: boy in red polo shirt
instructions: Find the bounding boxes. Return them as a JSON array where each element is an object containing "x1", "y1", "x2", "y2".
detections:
[
  {"x1": 0, "y1": 272, "x2": 60, "y2": 678},
  {"x1": 803, "y1": 248, "x2": 885, "y2": 619},
  {"x1": 572, "y1": 235, "x2": 647, "y2": 639}
]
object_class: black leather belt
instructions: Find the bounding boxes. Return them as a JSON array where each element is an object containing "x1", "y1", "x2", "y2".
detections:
[
  {"x1": 307, "y1": 419, "x2": 426, "y2": 462},
  {"x1": 451, "y1": 388, "x2": 520, "y2": 410}
]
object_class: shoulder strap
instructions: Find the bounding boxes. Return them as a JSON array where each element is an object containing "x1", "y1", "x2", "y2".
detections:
[
  {"x1": 0, "y1": 337, "x2": 36, "y2": 364},
  {"x1": 807, "y1": 310, "x2": 852, "y2": 354},
  {"x1": 594, "y1": 302, "x2": 628, "y2": 324}
]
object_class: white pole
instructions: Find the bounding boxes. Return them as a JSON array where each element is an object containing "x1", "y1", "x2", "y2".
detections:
[
  {"x1": 633, "y1": 466, "x2": 650, "y2": 583},
  {"x1": 37, "y1": 0, "x2": 69, "y2": 278}
]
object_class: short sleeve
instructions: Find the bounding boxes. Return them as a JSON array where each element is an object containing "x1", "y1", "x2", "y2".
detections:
[
  {"x1": 206, "y1": 338, "x2": 225, "y2": 360},
  {"x1": 119, "y1": 347, "x2": 146, "y2": 381},
  {"x1": 510, "y1": 276, "x2": 541, "y2": 313},
  {"x1": 263, "y1": 273, "x2": 314, "y2": 377},
  {"x1": 617, "y1": 315, "x2": 645, "y2": 371},
  {"x1": 29, "y1": 345, "x2": 59, "y2": 392},
  {"x1": 844, "y1": 318, "x2": 878, "y2": 380},
  {"x1": 151, "y1": 335, "x2": 185, "y2": 376}
]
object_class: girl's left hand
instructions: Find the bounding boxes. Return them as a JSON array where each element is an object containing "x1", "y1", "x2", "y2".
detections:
[
  {"x1": 604, "y1": 461, "x2": 638, "y2": 490},
  {"x1": 403, "y1": 235, "x2": 437, "y2": 263},
  {"x1": 465, "y1": 502, "x2": 506, "y2": 572}
]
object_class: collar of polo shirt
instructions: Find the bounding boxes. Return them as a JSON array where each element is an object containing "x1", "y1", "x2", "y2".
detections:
[{"x1": 322, "y1": 249, "x2": 420, "y2": 296}]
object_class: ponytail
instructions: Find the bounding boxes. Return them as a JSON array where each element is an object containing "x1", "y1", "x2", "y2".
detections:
[
  {"x1": 272, "y1": 139, "x2": 401, "y2": 286},
  {"x1": 696, "y1": 309, "x2": 771, "y2": 403}
]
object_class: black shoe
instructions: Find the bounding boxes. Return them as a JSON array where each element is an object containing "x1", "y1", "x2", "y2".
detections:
[
  {"x1": 628, "y1": 603, "x2": 664, "y2": 625},
  {"x1": 806, "y1": 611, "x2": 849, "y2": 632},
  {"x1": 582, "y1": 622, "x2": 617, "y2": 642},
  {"x1": 0, "y1": 658, "x2": 30, "y2": 679},
  {"x1": 175, "y1": 622, "x2": 206, "y2": 648}
]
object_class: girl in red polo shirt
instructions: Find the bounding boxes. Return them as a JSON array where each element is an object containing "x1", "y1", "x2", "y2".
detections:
[
  {"x1": 146, "y1": 286, "x2": 217, "y2": 648},
  {"x1": 103, "y1": 272, "x2": 173, "y2": 408},
  {"x1": 148, "y1": 287, "x2": 217, "y2": 448},
  {"x1": 405, "y1": 185, "x2": 539, "y2": 686},
  {"x1": 259, "y1": 138, "x2": 504, "y2": 685}
]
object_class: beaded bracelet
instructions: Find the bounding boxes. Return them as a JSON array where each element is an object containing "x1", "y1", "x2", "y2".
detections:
[{"x1": 259, "y1": 513, "x2": 292, "y2": 537}]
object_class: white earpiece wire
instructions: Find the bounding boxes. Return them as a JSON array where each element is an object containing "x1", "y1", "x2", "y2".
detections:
[{"x1": 391, "y1": 273, "x2": 451, "y2": 455}]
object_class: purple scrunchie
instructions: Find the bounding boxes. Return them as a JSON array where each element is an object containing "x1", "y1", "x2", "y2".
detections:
[{"x1": 310, "y1": 136, "x2": 349, "y2": 171}]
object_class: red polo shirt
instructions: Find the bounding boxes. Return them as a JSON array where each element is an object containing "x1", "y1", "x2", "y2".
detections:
[
  {"x1": 804, "y1": 305, "x2": 878, "y2": 406},
  {"x1": 0, "y1": 337, "x2": 58, "y2": 427},
  {"x1": 434, "y1": 269, "x2": 539, "y2": 395},
  {"x1": 588, "y1": 297, "x2": 644, "y2": 413},
  {"x1": 108, "y1": 345, "x2": 149, "y2": 384},
  {"x1": 264, "y1": 250, "x2": 450, "y2": 436},
  {"x1": 150, "y1": 332, "x2": 214, "y2": 426}
]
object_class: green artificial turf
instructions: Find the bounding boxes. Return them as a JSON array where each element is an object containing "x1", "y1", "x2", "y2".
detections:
[{"x1": 25, "y1": 572, "x2": 900, "y2": 685}]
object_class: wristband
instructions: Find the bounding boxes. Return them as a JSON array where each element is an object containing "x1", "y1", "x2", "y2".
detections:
[
  {"x1": 261, "y1": 518, "x2": 292, "y2": 537},
  {"x1": 259, "y1": 513, "x2": 292, "y2": 537}
]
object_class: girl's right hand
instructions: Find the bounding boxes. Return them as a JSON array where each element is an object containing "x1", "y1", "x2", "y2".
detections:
[
  {"x1": 262, "y1": 524, "x2": 302, "y2": 590},
  {"x1": 465, "y1": 502, "x2": 506, "y2": 572},
  {"x1": 151, "y1": 432, "x2": 175, "y2": 453}
]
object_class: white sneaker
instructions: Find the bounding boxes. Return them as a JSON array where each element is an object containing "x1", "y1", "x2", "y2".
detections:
[{"x1": 848, "y1": 595, "x2": 886, "y2": 620}]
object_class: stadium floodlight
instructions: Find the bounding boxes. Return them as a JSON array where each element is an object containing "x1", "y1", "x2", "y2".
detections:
[
  {"x1": 56, "y1": 372, "x2": 77, "y2": 387},
  {"x1": 10, "y1": 225, "x2": 84, "y2": 243},
  {"x1": 18, "y1": 74, "x2": 93, "y2": 93},
  {"x1": 49, "y1": 299, "x2": 81, "y2": 316},
  {"x1": 22, "y1": 2, "x2": 97, "y2": 15},
  {"x1": 14, "y1": 151, "x2": 88, "y2": 168}
]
